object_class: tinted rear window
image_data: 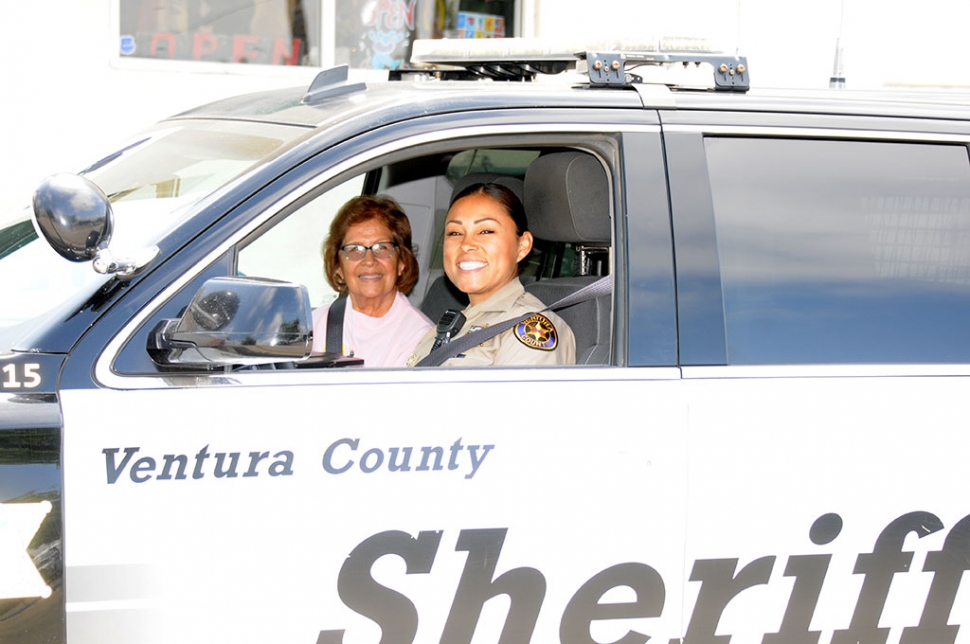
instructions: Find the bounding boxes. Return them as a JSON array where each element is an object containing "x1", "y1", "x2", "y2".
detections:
[{"x1": 706, "y1": 137, "x2": 970, "y2": 364}]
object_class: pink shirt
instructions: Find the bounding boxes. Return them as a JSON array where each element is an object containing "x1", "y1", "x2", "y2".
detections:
[{"x1": 311, "y1": 291, "x2": 432, "y2": 368}]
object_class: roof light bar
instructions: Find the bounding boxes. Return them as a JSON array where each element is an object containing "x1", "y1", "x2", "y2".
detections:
[
  {"x1": 408, "y1": 38, "x2": 749, "y2": 91},
  {"x1": 582, "y1": 50, "x2": 749, "y2": 91},
  {"x1": 410, "y1": 39, "x2": 578, "y2": 80}
]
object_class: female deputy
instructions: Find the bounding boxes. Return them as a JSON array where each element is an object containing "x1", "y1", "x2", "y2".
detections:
[
  {"x1": 312, "y1": 195, "x2": 432, "y2": 367},
  {"x1": 407, "y1": 183, "x2": 575, "y2": 367}
]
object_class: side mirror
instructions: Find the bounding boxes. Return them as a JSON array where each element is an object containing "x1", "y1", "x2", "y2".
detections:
[
  {"x1": 31, "y1": 173, "x2": 158, "y2": 276},
  {"x1": 148, "y1": 277, "x2": 313, "y2": 368},
  {"x1": 32, "y1": 173, "x2": 113, "y2": 262}
]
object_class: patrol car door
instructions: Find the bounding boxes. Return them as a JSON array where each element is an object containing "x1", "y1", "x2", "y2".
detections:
[
  {"x1": 53, "y1": 117, "x2": 691, "y2": 644},
  {"x1": 662, "y1": 116, "x2": 970, "y2": 642}
]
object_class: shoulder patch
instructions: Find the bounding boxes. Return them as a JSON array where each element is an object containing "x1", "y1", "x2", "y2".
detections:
[{"x1": 515, "y1": 314, "x2": 558, "y2": 351}]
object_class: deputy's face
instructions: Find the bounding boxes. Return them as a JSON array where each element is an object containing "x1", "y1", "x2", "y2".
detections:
[{"x1": 443, "y1": 193, "x2": 532, "y2": 306}]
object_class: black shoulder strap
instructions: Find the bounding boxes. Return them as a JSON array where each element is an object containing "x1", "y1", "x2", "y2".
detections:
[
  {"x1": 326, "y1": 294, "x2": 348, "y2": 355},
  {"x1": 415, "y1": 276, "x2": 611, "y2": 367}
]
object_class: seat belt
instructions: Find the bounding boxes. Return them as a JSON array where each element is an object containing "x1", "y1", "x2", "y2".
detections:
[
  {"x1": 325, "y1": 294, "x2": 348, "y2": 355},
  {"x1": 416, "y1": 275, "x2": 611, "y2": 367}
]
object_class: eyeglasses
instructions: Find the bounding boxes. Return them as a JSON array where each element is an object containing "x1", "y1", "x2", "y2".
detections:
[{"x1": 339, "y1": 242, "x2": 398, "y2": 261}]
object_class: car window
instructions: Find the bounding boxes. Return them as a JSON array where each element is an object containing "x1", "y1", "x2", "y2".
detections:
[
  {"x1": 111, "y1": 138, "x2": 618, "y2": 376},
  {"x1": 237, "y1": 176, "x2": 365, "y2": 309},
  {"x1": 705, "y1": 137, "x2": 970, "y2": 364},
  {"x1": 238, "y1": 145, "x2": 614, "y2": 306}
]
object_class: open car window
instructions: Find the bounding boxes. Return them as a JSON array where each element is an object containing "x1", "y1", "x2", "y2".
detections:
[{"x1": 113, "y1": 139, "x2": 617, "y2": 375}]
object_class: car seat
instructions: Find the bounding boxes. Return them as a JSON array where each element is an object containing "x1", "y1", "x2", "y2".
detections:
[{"x1": 523, "y1": 150, "x2": 612, "y2": 365}]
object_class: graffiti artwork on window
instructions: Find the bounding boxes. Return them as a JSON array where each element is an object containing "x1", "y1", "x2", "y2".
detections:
[{"x1": 338, "y1": 0, "x2": 417, "y2": 70}]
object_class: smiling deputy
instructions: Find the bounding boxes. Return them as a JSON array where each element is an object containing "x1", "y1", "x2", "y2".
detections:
[{"x1": 408, "y1": 182, "x2": 576, "y2": 367}]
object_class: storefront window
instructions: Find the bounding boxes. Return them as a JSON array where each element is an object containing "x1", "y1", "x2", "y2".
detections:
[
  {"x1": 118, "y1": 0, "x2": 517, "y2": 70},
  {"x1": 119, "y1": 0, "x2": 321, "y2": 66},
  {"x1": 335, "y1": 0, "x2": 516, "y2": 70},
  {"x1": 453, "y1": 1, "x2": 512, "y2": 39}
]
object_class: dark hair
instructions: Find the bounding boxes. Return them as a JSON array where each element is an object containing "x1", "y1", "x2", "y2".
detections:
[
  {"x1": 449, "y1": 182, "x2": 529, "y2": 236},
  {"x1": 322, "y1": 195, "x2": 420, "y2": 295}
]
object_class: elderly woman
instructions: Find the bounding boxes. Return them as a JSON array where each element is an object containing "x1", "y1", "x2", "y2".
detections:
[
  {"x1": 312, "y1": 195, "x2": 432, "y2": 367},
  {"x1": 408, "y1": 182, "x2": 575, "y2": 367}
]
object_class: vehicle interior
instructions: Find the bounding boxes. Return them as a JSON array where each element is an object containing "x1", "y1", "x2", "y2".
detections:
[
  {"x1": 138, "y1": 142, "x2": 616, "y2": 373},
  {"x1": 378, "y1": 146, "x2": 613, "y2": 366}
]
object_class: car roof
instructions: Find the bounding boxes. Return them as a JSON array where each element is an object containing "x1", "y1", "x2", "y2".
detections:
[
  {"x1": 673, "y1": 87, "x2": 970, "y2": 121},
  {"x1": 170, "y1": 73, "x2": 970, "y2": 132},
  {"x1": 168, "y1": 78, "x2": 646, "y2": 129}
]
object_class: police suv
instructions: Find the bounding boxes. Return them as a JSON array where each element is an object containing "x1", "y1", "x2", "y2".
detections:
[{"x1": 3, "y1": 39, "x2": 970, "y2": 644}]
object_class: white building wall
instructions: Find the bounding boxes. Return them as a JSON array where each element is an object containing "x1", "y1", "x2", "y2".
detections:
[{"x1": 4, "y1": 0, "x2": 970, "y2": 212}]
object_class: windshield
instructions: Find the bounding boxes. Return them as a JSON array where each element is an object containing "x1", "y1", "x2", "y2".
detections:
[{"x1": 0, "y1": 118, "x2": 306, "y2": 350}]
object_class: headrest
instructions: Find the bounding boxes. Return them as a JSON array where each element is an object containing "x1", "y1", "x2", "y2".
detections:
[
  {"x1": 524, "y1": 151, "x2": 610, "y2": 243},
  {"x1": 450, "y1": 172, "x2": 525, "y2": 205}
]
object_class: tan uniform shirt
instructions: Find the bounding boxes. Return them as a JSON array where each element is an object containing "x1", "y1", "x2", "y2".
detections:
[{"x1": 407, "y1": 279, "x2": 576, "y2": 367}]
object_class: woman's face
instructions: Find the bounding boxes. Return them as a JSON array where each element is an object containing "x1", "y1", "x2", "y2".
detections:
[
  {"x1": 444, "y1": 193, "x2": 533, "y2": 306},
  {"x1": 337, "y1": 218, "x2": 403, "y2": 315}
]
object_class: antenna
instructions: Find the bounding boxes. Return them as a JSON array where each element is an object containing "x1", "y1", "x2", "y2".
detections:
[
  {"x1": 736, "y1": 0, "x2": 742, "y2": 57},
  {"x1": 829, "y1": 0, "x2": 846, "y2": 89},
  {"x1": 829, "y1": 39, "x2": 845, "y2": 89}
]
